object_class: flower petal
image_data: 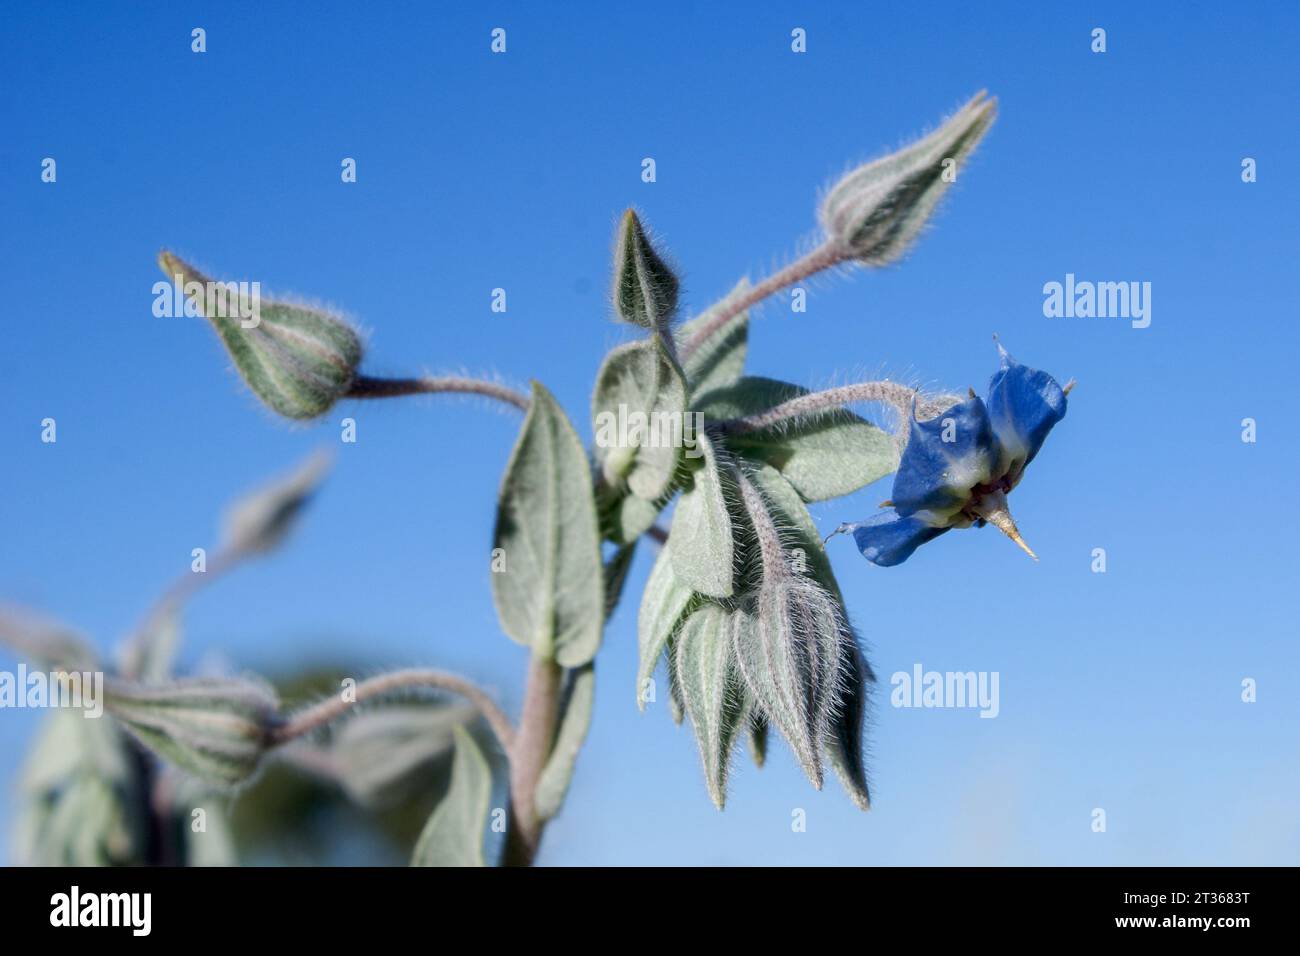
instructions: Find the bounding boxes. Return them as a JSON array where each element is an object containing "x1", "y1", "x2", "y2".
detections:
[
  {"x1": 986, "y1": 343, "x2": 1067, "y2": 482},
  {"x1": 891, "y1": 395, "x2": 998, "y2": 521},
  {"x1": 849, "y1": 513, "x2": 949, "y2": 567}
]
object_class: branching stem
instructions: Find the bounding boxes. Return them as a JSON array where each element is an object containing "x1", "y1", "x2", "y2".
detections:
[
  {"x1": 270, "y1": 668, "x2": 517, "y2": 755},
  {"x1": 680, "y1": 239, "x2": 845, "y2": 361},
  {"x1": 716, "y1": 381, "x2": 919, "y2": 434}
]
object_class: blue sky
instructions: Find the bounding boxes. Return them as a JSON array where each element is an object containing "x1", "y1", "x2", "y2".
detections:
[{"x1": 2, "y1": 1, "x2": 1298, "y2": 865}]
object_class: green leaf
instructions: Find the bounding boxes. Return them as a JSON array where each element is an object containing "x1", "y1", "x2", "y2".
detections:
[
  {"x1": 603, "y1": 543, "x2": 637, "y2": 620},
  {"x1": 667, "y1": 430, "x2": 734, "y2": 598},
  {"x1": 825, "y1": 636, "x2": 872, "y2": 811},
  {"x1": 732, "y1": 576, "x2": 844, "y2": 790},
  {"x1": 332, "y1": 703, "x2": 470, "y2": 808},
  {"x1": 636, "y1": 544, "x2": 699, "y2": 710},
  {"x1": 592, "y1": 338, "x2": 687, "y2": 501},
  {"x1": 745, "y1": 706, "x2": 769, "y2": 769},
  {"x1": 676, "y1": 278, "x2": 751, "y2": 396},
  {"x1": 599, "y1": 486, "x2": 664, "y2": 545},
  {"x1": 675, "y1": 604, "x2": 745, "y2": 809},
  {"x1": 492, "y1": 382, "x2": 605, "y2": 667},
  {"x1": 411, "y1": 726, "x2": 493, "y2": 867},
  {"x1": 697, "y1": 376, "x2": 898, "y2": 501},
  {"x1": 535, "y1": 664, "x2": 595, "y2": 821},
  {"x1": 743, "y1": 465, "x2": 872, "y2": 807},
  {"x1": 612, "y1": 209, "x2": 680, "y2": 334}
]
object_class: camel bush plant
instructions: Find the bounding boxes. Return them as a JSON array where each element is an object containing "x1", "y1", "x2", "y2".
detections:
[{"x1": 2, "y1": 91, "x2": 1074, "y2": 866}]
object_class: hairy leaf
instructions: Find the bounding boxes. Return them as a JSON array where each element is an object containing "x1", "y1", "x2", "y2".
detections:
[
  {"x1": 676, "y1": 278, "x2": 751, "y2": 396},
  {"x1": 411, "y1": 726, "x2": 493, "y2": 867},
  {"x1": 592, "y1": 338, "x2": 687, "y2": 501},
  {"x1": 675, "y1": 605, "x2": 746, "y2": 809},
  {"x1": 667, "y1": 430, "x2": 734, "y2": 598},
  {"x1": 637, "y1": 544, "x2": 699, "y2": 710},
  {"x1": 698, "y1": 376, "x2": 897, "y2": 501},
  {"x1": 492, "y1": 382, "x2": 605, "y2": 666},
  {"x1": 535, "y1": 664, "x2": 595, "y2": 821},
  {"x1": 731, "y1": 576, "x2": 844, "y2": 790}
]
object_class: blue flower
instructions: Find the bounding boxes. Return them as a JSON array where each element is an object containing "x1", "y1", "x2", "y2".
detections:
[{"x1": 840, "y1": 343, "x2": 1069, "y2": 566}]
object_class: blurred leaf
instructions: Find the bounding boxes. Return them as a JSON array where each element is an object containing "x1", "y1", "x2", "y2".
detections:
[
  {"x1": 411, "y1": 726, "x2": 493, "y2": 867},
  {"x1": 603, "y1": 544, "x2": 637, "y2": 620},
  {"x1": 332, "y1": 703, "x2": 470, "y2": 808},
  {"x1": 535, "y1": 664, "x2": 594, "y2": 821},
  {"x1": 492, "y1": 382, "x2": 605, "y2": 666},
  {"x1": 104, "y1": 676, "x2": 280, "y2": 788}
]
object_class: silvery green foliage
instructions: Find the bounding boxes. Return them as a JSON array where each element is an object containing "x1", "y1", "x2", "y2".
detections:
[
  {"x1": 3, "y1": 93, "x2": 1011, "y2": 866},
  {"x1": 820, "y1": 91, "x2": 996, "y2": 265},
  {"x1": 675, "y1": 279, "x2": 751, "y2": 396},
  {"x1": 699, "y1": 377, "x2": 897, "y2": 501},
  {"x1": 13, "y1": 710, "x2": 146, "y2": 866},
  {"x1": 674, "y1": 605, "x2": 745, "y2": 808},
  {"x1": 411, "y1": 726, "x2": 493, "y2": 867},
  {"x1": 332, "y1": 703, "x2": 471, "y2": 808},
  {"x1": 612, "y1": 210, "x2": 680, "y2": 338},
  {"x1": 592, "y1": 338, "x2": 686, "y2": 500},
  {"x1": 158, "y1": 251, "x2": 363, "y2": 420},
  {"x1": 534, "y1": 664, "x2": 595, "y2": 821},
  {"x1": 492, "y1": 382, "x2": 605, "y2": 667},
  {"x1": 104, "y1": 676, "x2": 281, "y2": 788}
]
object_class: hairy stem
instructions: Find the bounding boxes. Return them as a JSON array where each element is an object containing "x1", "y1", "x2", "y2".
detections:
[
  {"x1": 270, "y1": 668, "x2": 516, "y2": 755},
  {"x1": 680, "y1": 239, "x2": 845, "y2": 361},
  {"x1": 716, "y1": 381, "x2": 919, "y2": 434},
  {"x1": 346, "y1": 374, "x2": 531, "y2": 412},
  {"x1": 502, "y1": 653, "x2": 563, "y2": 867},
  {"x1": 119, "y1": 548, "x2": 240, "y2": 679}
]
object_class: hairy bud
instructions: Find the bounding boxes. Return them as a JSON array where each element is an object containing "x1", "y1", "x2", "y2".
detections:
[
  {"x1": 104, "y1": 676, "x2": 280, "y2": 787},
  {"x1": 222, "y1": 450, "x2": 331, "y2": 556},
  {"x1": 611, "y1": 210, "x2": 680, "y2": 335},
  {"x1": 820, "y1": 91, "x2": 996, "y2": 265},
  {"x1": 158, "y1": 251, "x2": 363, "y2": 420}
]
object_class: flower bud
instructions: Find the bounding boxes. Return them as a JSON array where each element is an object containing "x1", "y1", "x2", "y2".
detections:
[
  {"x1": 104, "y1": 676, "x2": 280, "y2": 787},
  {"x1": 819, "y1": 91, "x2": 997, "y2": 265},
  {"x1": 158, "y1": 251, "x2": 363, "y2": 420},
  {"x1": 611, "y1": 210, "x2": 680, "y2": 333},
  {"x1": 222, "y1": 450, "x2": 331, "y2": 556}
]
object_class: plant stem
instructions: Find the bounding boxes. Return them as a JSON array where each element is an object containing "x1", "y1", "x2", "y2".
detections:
[
  {"x1": 679, "y1": 239, "x2": 845, "y2": 361},
  {"x1": 502, "y1": 652, "x2": 562, "y2": 867},
  {"x1": 119, "y1": 548, "x2": 239, "y2": 679},
  {"x1": 347, "y1": 374, "x2": 531, "y2": 412},
  {"x1": 270, "y1": 668, "x2": 516, "y2": 755},
  {"x1": 716, "y1": 381, "x2": 919, "y2": 434}
]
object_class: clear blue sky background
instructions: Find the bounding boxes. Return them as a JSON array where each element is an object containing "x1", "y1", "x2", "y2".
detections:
[{"x1": 2, "y1": 1, "x2": 1297, "y2": 865}]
